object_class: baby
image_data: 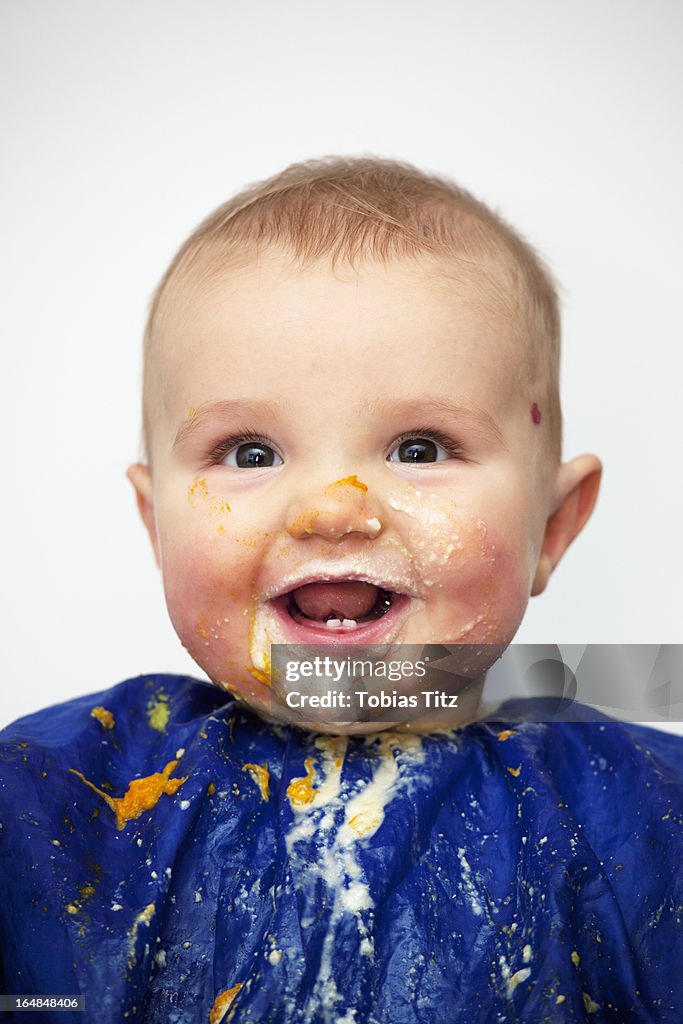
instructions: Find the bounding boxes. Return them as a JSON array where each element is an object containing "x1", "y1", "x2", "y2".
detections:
[
  {"x1": 1, "y1": 158, "x2": 682, "y2": 1024},
  {"x1": 127, "y1": 156, "x2": 600, "y2": 731}
]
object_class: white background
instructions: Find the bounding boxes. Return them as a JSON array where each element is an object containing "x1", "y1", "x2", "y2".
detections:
[{"x1": 1, "y1": 1, "x2": 681, "y2": 731}]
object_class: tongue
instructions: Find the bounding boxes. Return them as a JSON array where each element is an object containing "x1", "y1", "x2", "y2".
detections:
[{"x1": 291, "y1": 581, "x2": 379, "y2": 621}]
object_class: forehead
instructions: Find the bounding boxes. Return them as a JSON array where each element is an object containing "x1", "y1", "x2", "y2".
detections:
[
  {"x1": 160, "y1": 248, "x2": 522, "y2": 374},
  {"x1": 149, "y1": 250, "x2": 529, "y2": 458}
]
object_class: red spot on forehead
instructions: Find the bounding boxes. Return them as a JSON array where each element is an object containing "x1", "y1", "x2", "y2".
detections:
[{"x1": 530, "y1": 402, "x2": 542, "y2": 425}]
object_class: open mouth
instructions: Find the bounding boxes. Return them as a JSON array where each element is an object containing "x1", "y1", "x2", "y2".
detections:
[{"x1": 271, "y1": 579, "x2": 410, "y2": 641}]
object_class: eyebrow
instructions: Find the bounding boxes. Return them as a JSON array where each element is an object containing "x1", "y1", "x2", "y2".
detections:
[
  {"x1": 173, "y1": 399, "x2": 283, "y2": 449},
  {"x1": 366, "y1": 397, "x2": 506, "y2": 444},
  {"x1": 173, "y1": 395, "x2": 505, "y2": 450}
]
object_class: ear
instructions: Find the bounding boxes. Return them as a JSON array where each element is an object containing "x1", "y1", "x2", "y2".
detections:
[
  {"x1": 531, "y1": 454, "x2": 602, "y2": 596},
  {"x1": 126, "y1": 463, "x2": 161, "y2": 570}
]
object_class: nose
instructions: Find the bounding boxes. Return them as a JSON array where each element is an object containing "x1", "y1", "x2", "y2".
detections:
[{"x1": 285, "y1": 474, "x2": 384, "y2": 542}]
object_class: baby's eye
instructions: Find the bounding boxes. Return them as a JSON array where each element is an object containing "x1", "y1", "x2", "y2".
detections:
[
  {"x1": 387, "y1": 435, "x2": 455, "y2": 464},
  {"x1": 220, "y1": 441, "x2": 284, "y2": 469}
]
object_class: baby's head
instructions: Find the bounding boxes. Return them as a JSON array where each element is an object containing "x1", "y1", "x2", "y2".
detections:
[{"x1": 128, "y1": 157, "x2": 601, "y2": 732}]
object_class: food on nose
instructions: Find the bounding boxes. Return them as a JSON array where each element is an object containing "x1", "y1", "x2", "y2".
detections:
[
  {"x1": 324, "y1": 475, "x2": 368, "y2": 493},
  {"x1": 290, "y1": 581, "x2": 383, "y2": 622}
]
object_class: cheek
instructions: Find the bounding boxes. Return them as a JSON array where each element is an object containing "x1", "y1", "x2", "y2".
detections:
[
  {"x1": 445, "y1": 517, "x2": 528, "y2": 598},
  {"x1": 446, "y1": 521, "x2": 528, "y2": 631},
  {"x1": 454, "y1": 528, "x2": 530, "y2": 642},
  {"x1": 394, "y1": 493, "x2": 531, "y2": 643},
  {"x1": 156, "y1": 510, "x2": 265, "y2": 687}
]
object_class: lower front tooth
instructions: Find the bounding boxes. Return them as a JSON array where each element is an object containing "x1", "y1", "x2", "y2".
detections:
[
  {"x1": 325, "y1": 618, "x2": 342, "y2": 629},
  {"x1": 341, "y1": 619, "x2": 359, "y2": 630}
]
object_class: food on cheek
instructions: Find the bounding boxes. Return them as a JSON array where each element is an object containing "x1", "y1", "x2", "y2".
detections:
[
  {"x1": 247, "y1": 650, "x2": 271, "y2": 688},
  {"x1": 187, "y1": 477, "x2": 209, "y2": 504},
  {"x1": 194, "y1": 615, "x2": 232, "y2": 646},
  {"x1": 228, "y1": 529, "x2": 271, "y2": 547},
  {"x1": 187, "y1": 476, "x2": 231, "y2": 514}
]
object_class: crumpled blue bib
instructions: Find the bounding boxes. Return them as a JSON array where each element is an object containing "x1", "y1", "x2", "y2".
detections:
[{"x1": 1, "y1": 674, "x2": 682, "y2": 1023}]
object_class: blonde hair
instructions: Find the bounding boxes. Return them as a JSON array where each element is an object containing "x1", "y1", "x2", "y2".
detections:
[{"x1": 142, "y1": 155, "x2": 561, "y2": 461}]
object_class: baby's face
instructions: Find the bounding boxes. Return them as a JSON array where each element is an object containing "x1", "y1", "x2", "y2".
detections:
[{"x1": 132, "y1": 249, "x2": 559, "y2": 730}]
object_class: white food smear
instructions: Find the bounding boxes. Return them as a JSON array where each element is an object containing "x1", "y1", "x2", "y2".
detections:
[
  {"x1": 507, "y1": 967, "x2": 531, "y2": 996},
  {"x1": 388, "y1": 487, "x2": 463, "y2": 582},
  {"x1": 249, "y1": 606, "x2": 281, "y2": 679},
  {"x1": 456, "y1": 847, "x2": 484, "y2": 916},
  {"x1": 499, "y1": 951, "x2": 533, "y2": 999},
  {"x1": 335, "y1": 1012, "x2": 358, "y2": 1024},
  {"x1": 127, "y1": 903, "x2": 155, "y2": 967},
  {"x1": 388, "y1": 484, "x2": 423, "y2": 519},
  {"x1": 284, "y1": 732, "x2": 426, "y2": 1024}
]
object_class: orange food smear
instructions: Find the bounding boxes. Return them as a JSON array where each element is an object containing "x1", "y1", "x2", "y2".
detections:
[
  {"x1": 507, "y1": 764, "x2": 522, "y2": 777},
  {"x1": 242, "y1": 762, "x2": 270, "y2": 802},
  {"x1": 325, "y1": 474, "x2": 368, "y2": 493},
  {"x1": 70, "y1": 760, "x2": 188, "y2": 830},
  {"x1": 188, "y1": 477, "x2": 209, "y2": 503},
  {"x1": 209, "y1": 983, "x2": 243, "y2": 1024},
  {"x1": 90, "y1": 706, "x2": 115, "y2": 730},
  {"x1": 497, "y1": 729, "x2": 517, "y2": 742},
  {"x1": 245, "y1": 610, "x2": 272, "y2": 687},
  {"x1": 188, "y1": 476, "x2": 231, "y2": 513},
  {"x1": 286, "y1": 757, "x2": 318, "y2": 807},
  {"x1": 247, "y1": 664, "x2": 271, "y2": 687},
  {"x1": 288, "y1": 511, "x2": 316, "y2": 535},
  {"x1": 65, "y1": 881, "x2": 98, "y2": 917},
  {"x1": 246, "y1": 644, "x2": 272, "y2": 688}
]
